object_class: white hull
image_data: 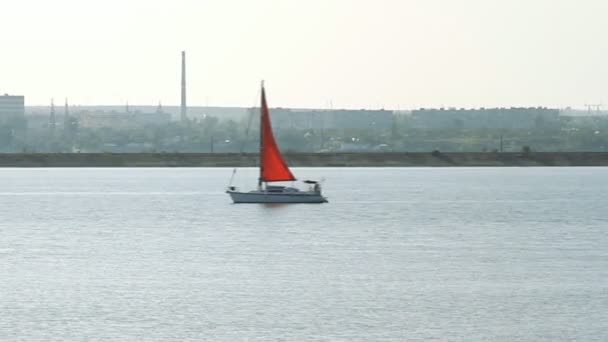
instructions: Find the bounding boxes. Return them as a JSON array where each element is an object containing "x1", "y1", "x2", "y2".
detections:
[{"x1": 227, "y1": 190, "x2": 328, "y2": 203}]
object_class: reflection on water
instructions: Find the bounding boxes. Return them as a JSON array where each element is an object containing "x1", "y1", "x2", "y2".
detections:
[{"x1": 260, "y1": 203, "x2": 292, "y2": 209}]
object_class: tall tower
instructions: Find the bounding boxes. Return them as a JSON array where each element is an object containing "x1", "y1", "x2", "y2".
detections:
[
  {"x1": 49, "y1": 98, "x2": 56, "y2": 138},
  {"x1": 181, "y1": 51, "x2": 187, "y2": 123},
  {"x1": 63, "y1": 98, "x2": 70, "y2": 131}
]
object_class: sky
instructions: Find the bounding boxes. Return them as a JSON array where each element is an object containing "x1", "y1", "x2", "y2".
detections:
[{"x1": 1, "y1": 0, "x2": 607, "y2": 109}]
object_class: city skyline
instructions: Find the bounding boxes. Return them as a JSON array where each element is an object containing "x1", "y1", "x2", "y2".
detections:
[{"x1": 1, "y1": 0, "x2": 607, "y2": 109}]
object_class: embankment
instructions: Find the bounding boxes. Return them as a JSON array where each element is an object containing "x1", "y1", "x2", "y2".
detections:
[{"x1": 0, "y1": 152, "x2": 607, "y2": 167}]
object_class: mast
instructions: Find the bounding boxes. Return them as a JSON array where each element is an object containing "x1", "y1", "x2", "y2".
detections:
[{"x1": 258, "y1": 81, "x2": 264, "y2": 189}]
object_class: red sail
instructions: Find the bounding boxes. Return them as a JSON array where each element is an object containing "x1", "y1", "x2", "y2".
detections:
[{"x1": 260, "y1": 86, "x2": 296, "y2": 182}]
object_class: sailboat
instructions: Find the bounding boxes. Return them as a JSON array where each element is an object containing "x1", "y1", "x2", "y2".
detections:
[{"x1": 226, "y1": 82, "x2": 328, "y2": 204}]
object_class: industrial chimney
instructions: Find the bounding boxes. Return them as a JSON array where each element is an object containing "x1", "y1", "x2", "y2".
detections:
[{"x1": 180, "y1": 51, "x2": 187, "y2": 123}]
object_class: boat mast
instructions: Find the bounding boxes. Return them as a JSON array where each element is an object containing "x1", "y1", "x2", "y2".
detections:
[{"x1": 258, "y1": 80, "x2": 264, "y2": 190}]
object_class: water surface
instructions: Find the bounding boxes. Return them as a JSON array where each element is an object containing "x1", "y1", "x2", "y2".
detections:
[{"x1": 1, "y1": 167, "x2": 607, "y2": 341}]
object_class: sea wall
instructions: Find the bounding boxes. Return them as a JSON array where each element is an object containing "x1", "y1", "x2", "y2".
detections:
[{"x1": 0, "y1": 152, "x2": 608, "y2": 167}]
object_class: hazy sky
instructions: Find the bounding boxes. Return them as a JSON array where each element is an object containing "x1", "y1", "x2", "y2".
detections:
[{"x1": 1, "y1": 0, "x2": 607, "y2": 109}]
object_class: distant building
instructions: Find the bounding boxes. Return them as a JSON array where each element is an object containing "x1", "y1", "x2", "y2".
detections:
[
  {"x1": 75, "y1": 110, "x2": 171, "y2": 129},
  {"x1": 330, "y1": 109, "x2": 393, "y2": 130},
  {"x1": 270, "y1": 108, "x2": 393, "y2": 131},
  {"x1": 560, "y1": 108, "x2": 608, "y2": 117},
  {"x1": 270, "y1": 108, "x2": 321, "y2": 130},
  {"x1": 0, "y1": 94, "x2": 25, "y2": 122},
  {"x1": 25, "y1": 114, "x2": 50, "y2": 132},
  {"x1": 410, "y1": 107, "x2": 560, "y2": 130}
]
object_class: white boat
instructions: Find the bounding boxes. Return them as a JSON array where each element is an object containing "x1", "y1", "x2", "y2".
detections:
[{"x1": 226, "y1": 83, "x2": 328, "y2": 204}]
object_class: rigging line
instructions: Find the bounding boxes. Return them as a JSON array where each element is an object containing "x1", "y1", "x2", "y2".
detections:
[
  {"x1": 232, "y1": 87, "x2": 261, "y2": 187},
  {"x1": 238, "y1": 86, "x2": 261, "y2": 155},
  {"x1": 227, "y1": 167, "x2": 237, "y2": 187}
]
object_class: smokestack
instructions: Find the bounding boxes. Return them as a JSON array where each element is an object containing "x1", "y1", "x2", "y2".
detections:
[{"x1": 181, "y1": 51, "x2": 187, "y2": 123}]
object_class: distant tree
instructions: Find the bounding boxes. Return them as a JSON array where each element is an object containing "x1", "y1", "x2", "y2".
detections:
[{"x1": 0, "y1": 125, "x2": 13, "y2": 149}]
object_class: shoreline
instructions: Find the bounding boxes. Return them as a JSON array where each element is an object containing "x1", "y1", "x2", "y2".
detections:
[{"x1": 0, "y1": 152, "x2": 607, "y2": 167}]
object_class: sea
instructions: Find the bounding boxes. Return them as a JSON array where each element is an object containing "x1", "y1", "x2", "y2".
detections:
[{"x1": 0, "y1": 167, "x2": 607, "y2": 341}]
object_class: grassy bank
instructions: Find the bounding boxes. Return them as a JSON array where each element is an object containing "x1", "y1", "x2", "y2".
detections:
[{"x1": 0, "y1": 152, "x2": 607, "y2": 167}]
